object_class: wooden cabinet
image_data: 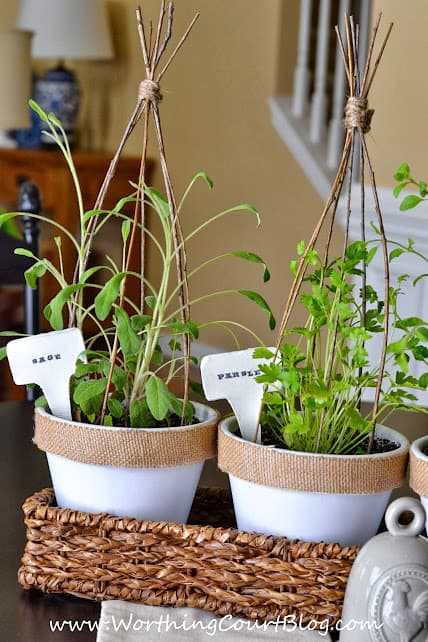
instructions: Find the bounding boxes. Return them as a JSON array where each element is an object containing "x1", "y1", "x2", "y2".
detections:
[
  {"x1": 0, "y1": 147, "x2": 154, "y2": 400},
  {"x1": 0, "y1": 147, "x2": 153, "y2": 325}
]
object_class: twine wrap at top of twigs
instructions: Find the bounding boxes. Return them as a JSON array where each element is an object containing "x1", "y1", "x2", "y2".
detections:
[
  {"x1": 218, "y1": 420, "x2": 409, "y2": 494},
  {"x1": 344, "y1": 96, "x2": 374, "y2": 133},
  {"x1": 139, "y1": 78, "x2": 162, "y2": 103},
  {"x1": 409, "y1": 444, "x2": 428, "y2": 497},
  {"x1": 33, "y1": 405, "x2": 218, "y2": 468}
]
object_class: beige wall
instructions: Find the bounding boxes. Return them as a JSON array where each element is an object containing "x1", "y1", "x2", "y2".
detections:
[
  {"x1": 370, "y1": 0, "x2": 428, "y2": 185},
  {"x1": 1, "y1": 1, "x2": 427, "y2": 352},
  {"x1": 94, "y1": 0, "x2": 324, "y2": 349}
]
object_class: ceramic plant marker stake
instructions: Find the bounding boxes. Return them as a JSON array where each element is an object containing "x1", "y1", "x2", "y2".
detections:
[
  {"x1": 200, "y1": 347, "x2": 272, "y2": 442},
  {"x1": 7, "y1": 328, "x2": 85, "y2": 420}
]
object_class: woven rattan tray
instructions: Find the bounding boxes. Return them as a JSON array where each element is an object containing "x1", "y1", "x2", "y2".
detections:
[{"x1": 18, "y1": 487, "x2": 359, "y2": 626}]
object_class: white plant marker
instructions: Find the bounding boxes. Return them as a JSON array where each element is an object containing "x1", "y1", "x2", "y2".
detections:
[
  {"x1": 200, "y1": 347, "x2": 273, "y2": 442},
  {"x1": 7, "y1": 328, "x2": 85, "y2": 420}
]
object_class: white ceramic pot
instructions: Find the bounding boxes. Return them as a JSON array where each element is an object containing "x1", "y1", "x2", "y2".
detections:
[
  {"x1": 218, "y1": 418, "x2": 409, "y2": 547},
  {"x1": 409, "y1": 435, "x2": 428, "y2": 533},
  {"x1": 34, "y1": 402, "x2": 218, "y2": 523}
]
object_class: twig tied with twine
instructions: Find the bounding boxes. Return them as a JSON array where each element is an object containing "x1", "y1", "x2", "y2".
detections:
[
  {"x1": 267, "y1": 14, "x2": 393, "y2": 452},
  {"x1": 68, "y1": 1, "x2": 199, "y2": 424}
]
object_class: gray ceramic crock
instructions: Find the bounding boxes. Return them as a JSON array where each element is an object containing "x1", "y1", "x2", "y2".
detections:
[{"x1": 340, "y1": 497, "x2": 428, "y2": 641}]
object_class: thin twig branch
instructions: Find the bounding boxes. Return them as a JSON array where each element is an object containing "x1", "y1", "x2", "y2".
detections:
[
  {"x1": 151, "y1": 0, "x2": 166, "y2": 67},
  {"x1": 155, "y1": 2, "x2": 174, "y2": 68},
  {"x1": 363, "y1": 22, "x2": 393, "y2": 97},
  {"x1": 136, "y1": 5, "x2": 152, "y2": 76},
  {"x1": 360, "y1": 12, "x2": 382, "y2": 95},
  {"x1": 335, "y1": 26, "x2": 351, "y2": 90},
  {"x1": 157, "y1": 13, "x2": 200, "y2": 82}
]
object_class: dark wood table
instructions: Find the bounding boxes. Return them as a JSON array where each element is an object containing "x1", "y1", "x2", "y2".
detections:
[
  {"x1": 5, "y1": 400, "x2": 395, "y2": 640},
  {"x1": 0, "y1": 401, "x2": 100, "y2": 641}
]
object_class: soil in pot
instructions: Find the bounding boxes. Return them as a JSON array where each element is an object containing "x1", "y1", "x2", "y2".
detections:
[{"x1": 258, "y1": 425, "x2": 401, "y2": 455}]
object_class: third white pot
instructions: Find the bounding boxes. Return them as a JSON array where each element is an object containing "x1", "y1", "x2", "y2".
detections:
[{"x1": 409, "y1": 435, "x2": 428, "y2": 533}]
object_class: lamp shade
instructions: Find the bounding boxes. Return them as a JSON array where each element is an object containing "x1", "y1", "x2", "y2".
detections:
[
  {"x1": 0, "y1": 28, "x2": 32, "y2": 129},
  {"x1": 17, "y1": 0, "x2": 113, "y2": 60}
]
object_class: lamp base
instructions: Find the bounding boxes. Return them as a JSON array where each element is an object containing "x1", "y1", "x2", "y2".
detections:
[
  {"x1": 34, "y1": 64, "x2": 80, "y2": 145},
  {"x1": 0, "y1": 129, "x2": 17, "y2": 148}
]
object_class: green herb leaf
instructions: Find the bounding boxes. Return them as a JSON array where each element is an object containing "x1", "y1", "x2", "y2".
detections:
[
  {"x1": 44, "y1": 284, "x2": 84, "y2": 330},
  {"x1": 289, "y1": 259, "x2": 298, "y2": 277},
  {"x1": 114, "y1": 307, "x2": 141, "y2": 357},
  {"x1": 112, "y1": 195, "x2": 137, "y2": 214},
  {"x1": 121, "y1": 219, "x2": 131, "y2": 245},
  {"x1": 169, "y1": 339, "x2": 182, "y2": 352},
  {"x1": 151, "y1": 343, "x2": 163, "y2": 366},
  {"x1": 73, "y1": 378, "x2": 108, "y2": 416},
  {"x1": 80, "y1": 265, "x2": 105, "y2": 283},
  {"x1": 400, "y1": 195, "x2": 423, "y2": 211},
  {"x1": 418, "y1": 373, "x2": 428, "y2": 389},
  {"x1": 230, "y1": 251, "x2": 270, "y2": 282},
  {"x1": 130, "y1": 399, "x2": 156, "y2": 427},
  {"x1": 29, "y1": 99, "x2": 48, "y2": 122},
  {"x1": 189, "y1": 380, "x2": 204, "y2": 397},
  {"x1": 393, "y1": 163, "x2": 410, "y2": 181},
  {"x1": 24, "y1": 260, "x2": 47, "y2": 289},
  {"x1": 169, "y1": 318, "x2": 199, "y2": 340},
  {"x1": 345, "y1": 407, "x2": 371, "y2": 432},
  {"x1": 82, "y1": 209, "x2": 109, "y2": 225},
  {"x1": 146, "y1": 375, "x2": 169, "y2": 421},
  {"x1": 253, "y1": 346, "x2": 275, "y2": 360},
  {"x1": 145, "y1": 295, "x2": 156, "y2": 310},
  {"x1": 75, "y1": 361, "x2": 100, "y2": 377},
  {"x1": 108, "y1": 397, "x2": 124, "y2": 419},
  {"x1": 263, "y1": 391, "x2": 283, "y2": 405},
  {"x1": 389, "y1": 248, "x2": 404, "y2": 261},
  {"x1": 131, "y1": 314, "x2": 152, "y2": 332},
  {"x1": 296, "y1": 240, "x2": 305, "y2": 256},
  {"x1": 393, "y1": 182, "x2": 408, "y2": 199},
  {"x1": 94, "y1": 272, "x2": 126, "y2": 320},
  {"x1": 169, "y1": 395, "x2": 194, "y2": 424},
  {"x1": 146, "y1": 186, "x2": 170, "y2": 220},
  {"x1": 15, "y1": 248, "x2": 36, "y2": 259},
  {"x1": 193, "y1": 171, "x2": 213, "y2": 189},
  {"x1": 48, "y1": 112, "x2": 62, "y2": 127},
  {"x1": 238, "y1": 290, "x2": 276, "y2": 330}
]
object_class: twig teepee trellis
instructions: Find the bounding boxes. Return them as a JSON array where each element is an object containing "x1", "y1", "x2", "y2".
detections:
[
  {"x1": 67, "y1": 2, "x2": 199, "y2": 423},
  {"x1": 272, "y1": 14, "x2": 393, "y2": 452}
]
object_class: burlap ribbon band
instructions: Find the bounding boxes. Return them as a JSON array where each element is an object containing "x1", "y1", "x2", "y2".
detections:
[
  {"x1": 34, "y1": 406, "x2": 218, "y2": 468},
  {"x1": 218, "y1": 422, "x2": 408, "y2": 494},
  {"x1": 409, "y1": 444, "x2": 428, "y2": 497}
]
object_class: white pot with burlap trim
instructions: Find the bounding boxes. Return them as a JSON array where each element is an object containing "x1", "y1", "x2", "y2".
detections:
[
  {"x1": 218, "y1": 417, "x2": 409, "y2": 546},
  {"x1": 34, "y1": 403, "x2": 219, "y2": 522},
  {"x1": 409, "y1": 436, "x2": 428, "y2": 533}
]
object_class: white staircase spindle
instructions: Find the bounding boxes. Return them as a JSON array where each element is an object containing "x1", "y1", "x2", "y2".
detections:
[
  {"x1": 292, "y1": 0, "x2": 313, "y2": 118},
  {"x1": 326, "y1": 0, "x2": 351, "y2": 169},
  {"x1": 309, "y1": 0, "x2": 332, "y2": 143}
]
